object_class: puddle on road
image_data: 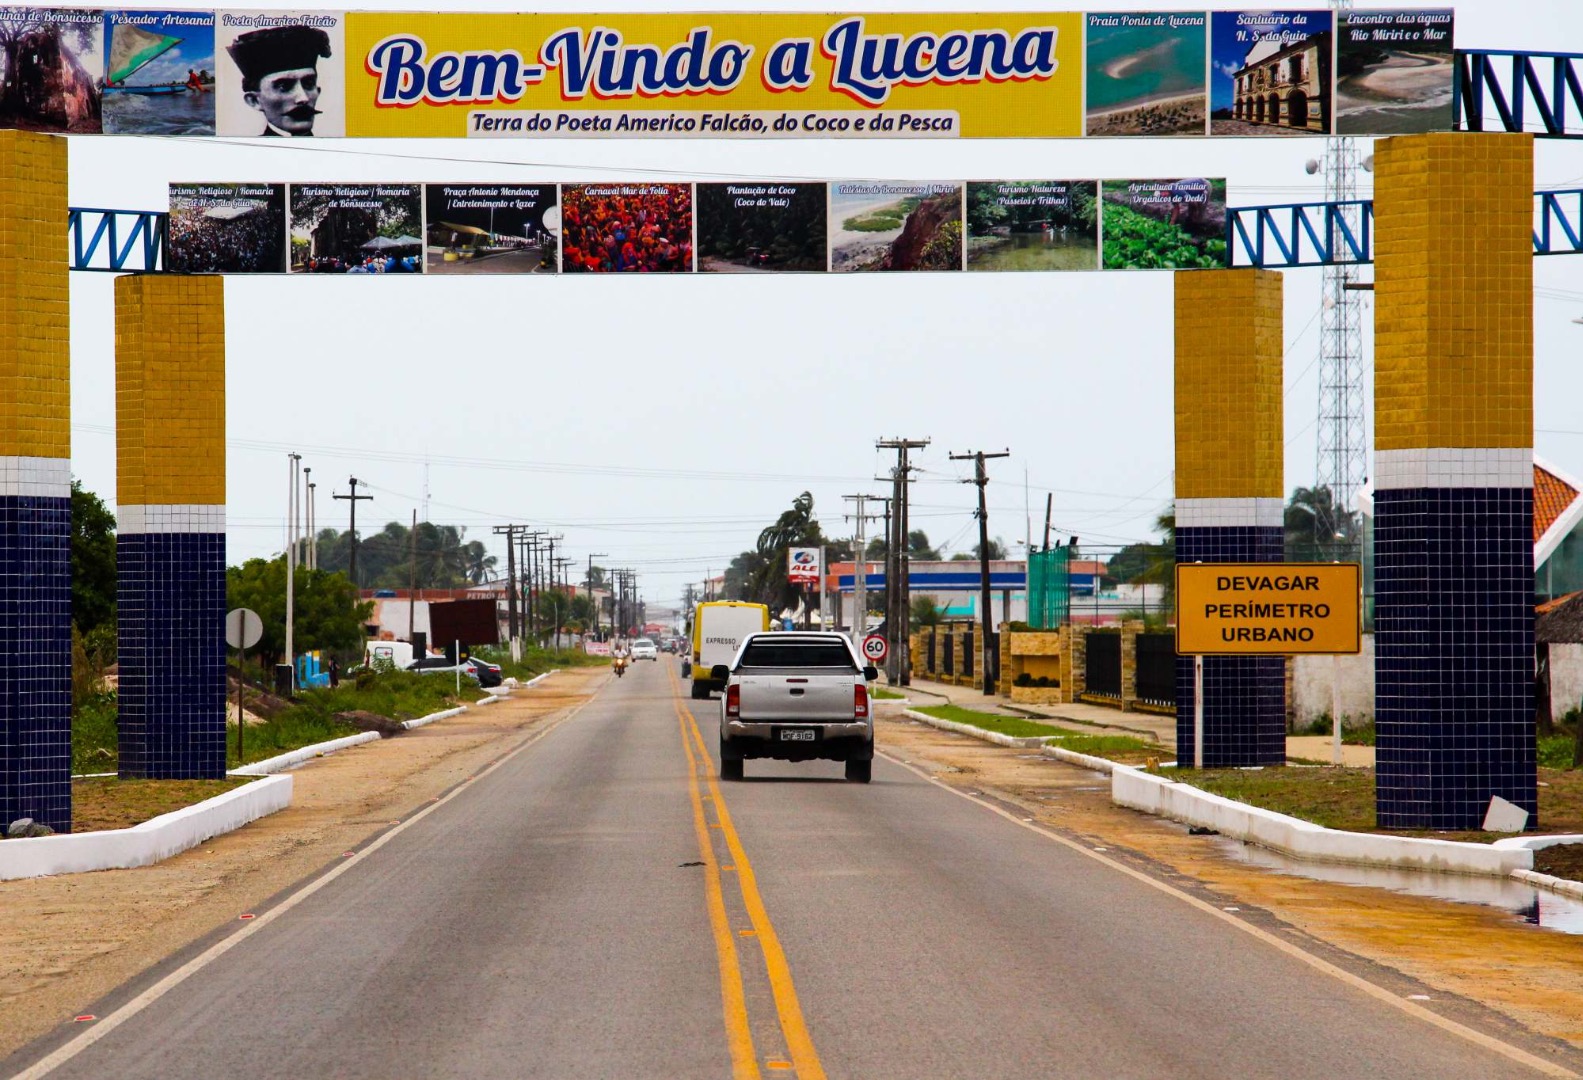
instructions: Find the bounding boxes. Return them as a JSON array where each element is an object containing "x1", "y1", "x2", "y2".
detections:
[{"x1": 1217, "y1": 839, "x2": 1583, "y2": 936}]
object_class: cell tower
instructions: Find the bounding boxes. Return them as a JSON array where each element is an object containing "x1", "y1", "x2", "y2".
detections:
[{"x1": 1313, "y1": 0, "x2": 1367, "y2": 551}]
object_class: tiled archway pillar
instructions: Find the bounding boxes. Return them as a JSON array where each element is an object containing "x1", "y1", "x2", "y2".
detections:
[
  {"x1": 116, "y1": 275, "x2": 228, "y2": 779},
  {"x1": 1373, "y1": 133, "x2": 1536, "y2": 830},
  {"x1": 0, "y1": 131, "x2": 72, "y2": 832},
  {"x1": 1174, "y1": 269, "x2": 1286, "y2": 767}
]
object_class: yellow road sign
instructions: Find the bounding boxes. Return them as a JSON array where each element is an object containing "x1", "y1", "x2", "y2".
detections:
[{"x1": 1175, "y1": 563, "x2": 1361, "y2": 656}]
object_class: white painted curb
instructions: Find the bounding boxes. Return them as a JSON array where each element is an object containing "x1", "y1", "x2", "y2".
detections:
[
  {"x1": 1112, "y1": 766, "x2": 1534, "y2": 877},
  {"x1": 0, "y1": 774, "x2": 293, "y2": 882},
  {"x1": 232, "y1": 732, "x2": 382, "y2": 776},
  {"x1": 400, "y1": 706, "x2": 467, "y2": 731},
  {"x1": 1040, "y1": 744, "x2": 1116, "y2": 775},
  {"x1": 1492, "y1": 833, "x2": 1583, "y2": 852},
  {"x1": 1512, "y1": 868, "x2": 1583, "y2": 901},
  {"x1": 902, "y1": 708, "x2": 1049, "y2": 749}
]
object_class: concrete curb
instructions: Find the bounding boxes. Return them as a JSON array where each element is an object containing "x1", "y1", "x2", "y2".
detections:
[
  {"x1": 1111, "y1": 766, "x2": 1533, "y2": 877},
  {"x1": 902, "y1": 708, "x2": 1048, "y2": 750},
  {"x1": 1512, "y1": 868, "x2": 1583, "y2": 901},
  {"x1": 400, "y1": 706, "x2": 467, "y2": 731},
  {"x1": 1039, "y1": 744, "x2": 1117, "y2": 775},
  {"x1": 232, "y1": 732, "x2": 382, "y2": 776},
  {"x1": 0, "y1": 774, "x2": 293, "y2": 882}
]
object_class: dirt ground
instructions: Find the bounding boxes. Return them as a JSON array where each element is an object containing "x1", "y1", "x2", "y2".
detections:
[
  {"x1": 873, "y1": 709, "x2": 1583, "y2": 1054},
  {"x1": 0, "y1": 668, "x2": 606, "y2": 1062}
]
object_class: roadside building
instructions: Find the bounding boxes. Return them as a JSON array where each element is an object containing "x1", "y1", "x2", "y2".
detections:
[{"x1": 1231, "y1": 31, "x2": 1332, "y2": 132}]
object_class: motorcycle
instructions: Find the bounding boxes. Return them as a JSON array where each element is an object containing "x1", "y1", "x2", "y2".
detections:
[{"x1": 613, "y1": 655, "x2": 629, "y2": 678}]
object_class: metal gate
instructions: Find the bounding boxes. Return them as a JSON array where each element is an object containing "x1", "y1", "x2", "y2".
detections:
[
  {"x1": 962, "y1": 630, "x2": 974, "y2": 679},
  {"x1": 1135, "y1": 634, "x2": 1175, "y2": 709},
  {"x1": 1085, "y1": 631, "x2": 1121, "y2": 698}
]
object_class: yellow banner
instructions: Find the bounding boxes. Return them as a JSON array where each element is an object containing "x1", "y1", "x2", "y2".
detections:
[
  {"x1": 1175, "y1": 563, "x2": 1361, "y2": 656},
  {"x1": 344, "y1": 12, "x2": 1083, "y2": 139}
]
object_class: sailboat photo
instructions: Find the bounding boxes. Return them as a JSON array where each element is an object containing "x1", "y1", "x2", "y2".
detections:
[{"x1": 101, "y1": 11, "x2": 215, "y2": 133}]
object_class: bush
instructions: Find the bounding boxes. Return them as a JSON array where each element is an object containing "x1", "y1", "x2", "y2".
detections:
[
  {"x1": 1014, "y1": 672, "x2": 1033, "y2": 688},
  {"x1": 1036, "y1": 676, "x2": 1051, "y2": 688}
]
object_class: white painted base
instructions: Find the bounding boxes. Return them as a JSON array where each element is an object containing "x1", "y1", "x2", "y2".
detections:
[
  {"x1": 902, "y1": 708, "x2": 1047, "y2": 749},
  {"x1": 0, "y1": 774, "x2": 292, "y2": 882}
]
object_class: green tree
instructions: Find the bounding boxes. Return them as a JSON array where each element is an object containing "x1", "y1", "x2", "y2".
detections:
[
  {"x1": 746, "y1": 491, "x2": 830, "y2": 614},
  {"x1": 866, "y1": 529, "x2": 939, "y2": 562},
  {"x1": 910, "y1": 595, "x2": 943, "y2": 630},
  {"x1": 226, "y1": 557, "x2": 372, "y2": 665},
  {"x1": 70, "y1": 480, "x2": 117, "y2": 639},
  {"x1": 536, "y1": 587, "x2": 575, "y2": 633},
  {"x1": 1285, "y1": 486, "x2": 1359, "y2": 563}
]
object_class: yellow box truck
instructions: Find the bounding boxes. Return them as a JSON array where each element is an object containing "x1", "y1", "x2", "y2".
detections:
[{"x1": 690, "y1": 601, "x2": 771, "y2": 699}]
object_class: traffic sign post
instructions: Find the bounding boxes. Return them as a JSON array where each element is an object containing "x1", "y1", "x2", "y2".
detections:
[
  {"x1": 862, "y1": 633, "x2": 889, "y2": 667},
  {"x1": 1174, "y1": 563, "x2": 1361, "y2": 769},
  {"x1": 226, "y1": 608, "x2": 264, "y2": 766}
]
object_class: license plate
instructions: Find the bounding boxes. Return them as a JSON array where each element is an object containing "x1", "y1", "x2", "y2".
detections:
[{"x1": 779, "y1": 728, "x2": 817, "y2": 742}]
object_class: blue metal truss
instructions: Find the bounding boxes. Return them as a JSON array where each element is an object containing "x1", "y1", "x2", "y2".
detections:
[
  {"x1": 1455, "y1": 50, "x2": 1583, "y2": 139},
  {"x1": 67, "y1": 208, "x2": 167, "y2": 272},
  {"x1": 1226, "y1": 189, "x2": 1583, "y2": 268}
]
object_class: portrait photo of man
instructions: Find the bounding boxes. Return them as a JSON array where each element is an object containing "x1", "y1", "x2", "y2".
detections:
[{"x1": 216, "y1": 12, "x2": 344, "y2": 138}]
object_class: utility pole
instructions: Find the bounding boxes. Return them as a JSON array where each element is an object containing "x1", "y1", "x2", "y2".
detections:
[
  {"x1": 555, "y1": 557, "x2": 574, "y2": 648},
  {"x1": 844, "y1": 494, "x2": 884, "y2": 643},
  {"x1": 302, "y1": 466, "x2": 312, "y2": 570},
  {"x1": 877, "y1": 437, "x2": 928, "y2": 685},
  {"x1": 333, "y1": 478, "x2": 373, "y2": 590},
  {"x1": 494, "y1": 524, "x2": 522, "y2": 650},
  {"x1": 522, "y1": 531, "x2": 546, "y2": 638},
  {"x1": 408, "y1": 509, "x2": 418, "y2": 650},
  {"x1": 951, "y1": 449, "x2": 1011, "y2": 696},
  {"x1": 587, "y1": 553, "x2": 608, "y2": 636},
  {"x1": 285, "y1": 452, "x2": 299, "y2": 691},
  {"x1": 307, "y1": 479, "x2": 318, "y2": 570}
]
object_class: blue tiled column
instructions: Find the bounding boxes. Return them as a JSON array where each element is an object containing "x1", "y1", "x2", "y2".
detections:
[
  {"x1": 1173, "y1": 269, "x2": 1287, "y2": 767},
  {"x1": 116, "y1": 276, "x2": 228, "y2": 780},
  {"x1": 0, "y1": 131, "x2": 72, "y2": 833}
]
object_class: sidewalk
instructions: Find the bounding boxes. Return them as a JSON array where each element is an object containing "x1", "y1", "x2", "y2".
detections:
[{"x1": 896, "y1": 676, "x2": 1379, "y2": 765}]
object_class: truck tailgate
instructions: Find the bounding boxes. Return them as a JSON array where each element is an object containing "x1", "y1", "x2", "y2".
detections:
[{"x1": 737, "y1": 672, "x2": 855, "y2": 722}]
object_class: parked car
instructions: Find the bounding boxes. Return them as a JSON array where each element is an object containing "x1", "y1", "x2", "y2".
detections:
[
  {"x1": 631, "y1": 638, "x2": 659, "y2": 661},
  {"x1": 406, "y1": 656, "x2": 503, "y2": 689},
  {"x1": 716, "y1": 631, "x2": 877, "y2": 783}
]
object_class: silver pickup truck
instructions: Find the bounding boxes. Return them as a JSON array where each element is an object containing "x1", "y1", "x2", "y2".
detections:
[{"x1": 713, "y1": 632, "x2": 878, "y2": 783}]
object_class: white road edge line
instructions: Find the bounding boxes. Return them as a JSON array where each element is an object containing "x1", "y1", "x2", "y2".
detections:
[
  {"x1": 876, "y1": 749, "x2": 1580, "y2": 1080},
  {"x1": 9, "y1": 688, "x2": 594, "y2": 1080}
]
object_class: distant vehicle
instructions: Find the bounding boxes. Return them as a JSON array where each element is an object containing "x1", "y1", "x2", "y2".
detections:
[
  {"x1": 365, "y1": 641, "x2": 417, "y2": 669},
  {"x1": 690, "y1": 601, "x2": 771, "y2": 699},
  {"x1": 406, "y1": 656, "x2": 503, "y2": 689},
  {"x1": 745, "y1": 245, "x2": 771, "y2": 267},
  {"x1": 716, "y1": 632, "x2": 878, "y2": 783},
  {"x1": 631, "y1": 638, "x2": 658, "y2": 661}
]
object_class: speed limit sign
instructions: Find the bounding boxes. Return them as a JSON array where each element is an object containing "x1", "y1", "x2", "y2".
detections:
[{"x1": 862, "y1": 634, "x2": 889, "y2": 663}]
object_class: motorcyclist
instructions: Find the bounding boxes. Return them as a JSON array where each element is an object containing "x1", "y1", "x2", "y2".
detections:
[{"x1": 612, "y1": 638, "x2": 630, "y2": 677}]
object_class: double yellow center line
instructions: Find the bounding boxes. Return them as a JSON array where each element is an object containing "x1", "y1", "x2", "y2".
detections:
[{"x1": 668, "y1": 664, "x2": 826, "y2": 1080}]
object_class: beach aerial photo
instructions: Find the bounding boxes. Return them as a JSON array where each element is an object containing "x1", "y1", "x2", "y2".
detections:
[
  {"x1": 1086, "y1": 12, "x2": 1207, "y2": 137},
  {"x1": 1336, "y1": 8, "x2": 1455, "y2": 135}
]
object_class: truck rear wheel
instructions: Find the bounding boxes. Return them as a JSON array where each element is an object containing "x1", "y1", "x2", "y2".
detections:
[
  {"x1": 690, "y1": 682, "x2": 707, "y2": 700},
  {"x1": 845, "y1": 758, "x2": 872, "y2": 784},
  {"x1": 721, "y1": 758, "x2": 744, "y2": 781}
]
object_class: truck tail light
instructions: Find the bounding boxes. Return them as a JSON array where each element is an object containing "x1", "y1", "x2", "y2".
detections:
[
  {"x1": 854, "y1": 683, "x2": 869, "y2": 720},
  {"x1": 725, "y1": 684, "x2": 741, "y2": 719}
]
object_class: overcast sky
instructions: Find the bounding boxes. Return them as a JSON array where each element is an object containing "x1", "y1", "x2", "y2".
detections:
[{"x1": 63, "y1": 0, "x2": 1583, "y2": 610}]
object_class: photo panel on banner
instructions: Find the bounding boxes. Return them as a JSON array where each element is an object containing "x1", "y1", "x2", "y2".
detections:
[
  {"x1": 103, "y1": 10, "x2": 215, "y2": 135},
  {"x1": 966, "y1": 181, "x2": 1099, "y2": 272},
  {"x1": 168, "y1": 182, "x2": 286, "y2": 272},
  {"x1": 829, "y1": 182, "x2": 962, "y2": 273},
  {"x1": 1336, "y1": 8, "x2": 1455, "y2": 135},
  {"x1": 216, "y1": 10, "x2": 344, "y2": 137},
  {"x1": 1085, "y1": 12, "x2": 1207, "y2": 137},
  {"x1": 561, "y1": 184, "x2": 693, "y2": 273},
  {"x1": 288, "y1": 183, "x2": 422, "y2": 273},
  {"x1": 1209, "y1": 9, "x2": 1334, "y2": 135},
  {"x1": 424, "y1": 185, "x2": 558, "y2": 274},
  {"x1": 1101, "y1": 178, "x2": 1227, "y2": 270},
  {"x1": 0, "y1": 7, "x2": 104, "y2": 133},
  {"x1": 696, "y1": 182, "x2": 827, "y2": 273}
]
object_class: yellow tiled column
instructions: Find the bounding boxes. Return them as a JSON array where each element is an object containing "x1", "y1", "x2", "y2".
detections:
[
  {"x1": 1372, "y1": 133, "x2": 1535, "y2": 830},
  {"x1": 1174, "y1": 269, "x2": 1286, "y2": 766},
  {"x1": 0, "y1": 131, "x2": 72, "y2": 832},
  {"x1": 116, "y1": 275, "x2": 229, "y2": 779}
]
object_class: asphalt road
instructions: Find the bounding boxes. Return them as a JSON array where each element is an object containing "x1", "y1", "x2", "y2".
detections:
[{"x1": 7, "y1": 662, "x2": 1570, "y2": 1079}]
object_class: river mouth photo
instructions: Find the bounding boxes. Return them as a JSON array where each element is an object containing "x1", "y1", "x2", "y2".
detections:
[
  {"x1": 1336, "y1": 8, "x2": 1455, "y2": 135},
  {"x1": 829, "y1": 183, "x2": 962, "y2": 273},
  {"x1": 1086, "y1": 13, "x2": 1207, "y2": 137},
  {"x1": 967, "y1": 181, "x2": 1099, "y2": 272}
]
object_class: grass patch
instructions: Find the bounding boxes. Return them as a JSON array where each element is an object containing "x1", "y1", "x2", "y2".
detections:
[
  {"x1": 228, "y1": 669, "x2": 461, "y2": 768},
  {"x1": 1536, "y1": 843, "x2": 1583, "y2": 882},
  {"x1": 474, "y1": 644, "x2": 608, "y2": 684},
  {"x1": 71, "y1": 775, "x2": 254, "y2": 832},
  {"x1": 843, "y1": 211, "x2": 907, "y2": 232},
  {"x1": 872, "y1": 687, "x2": 905, "y2": 700},
  {"x1": 1172, "y1": 763, "x2": 1583, "y2": 841},
  {"x1": 913, "y1": 704, "x2": 1162, "y2": 761},
  {"x1": 72, "y1": 690, "x2": 120, "y2": 773}
]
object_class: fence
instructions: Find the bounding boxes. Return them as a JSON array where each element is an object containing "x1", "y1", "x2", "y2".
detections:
[
  {"x1": 1027, "y1": 546, "x2": 1072, "y2": 630},
  {"x1": 1085, "y1": 630, "x2": 1121, "y2": 699},
  {"x1": 1135, "y1": 633, "x2": 1175, "y2": 709}
]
